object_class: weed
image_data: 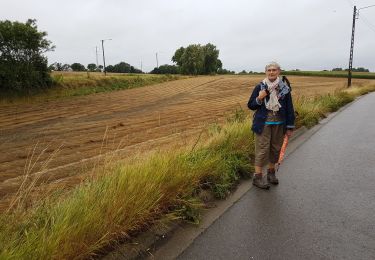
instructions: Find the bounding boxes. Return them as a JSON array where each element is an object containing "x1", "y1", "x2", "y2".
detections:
[{"x1": 226, "y1": 106, "x2": 246, "y2": 123}]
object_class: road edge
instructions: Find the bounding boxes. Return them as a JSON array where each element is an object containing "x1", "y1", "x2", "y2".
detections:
[{"x1": 104, "y1": 94, "x2": 366, "y2": 260}]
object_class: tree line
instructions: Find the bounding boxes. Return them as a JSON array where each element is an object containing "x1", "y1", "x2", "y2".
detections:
[
  {"x1": 52, "y1": 43, "x2": 232, "y2": 75},
  {"x1": 49, "y1": 62, "x2": 142, "y2": 73},
  {"x1": 332, "y1": 67, "x2": 370, "y2": 72},
  {"x1": 1, "y1": 18, "x2": 236, "y2": 93},
  {"x1": 2, "y1": 19, "x2": 372, "y2": 94}
]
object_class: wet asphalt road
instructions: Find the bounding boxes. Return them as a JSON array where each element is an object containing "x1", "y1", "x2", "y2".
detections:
[{"x1": 178, "y1": 93, "x2": 375, "y2": 260}]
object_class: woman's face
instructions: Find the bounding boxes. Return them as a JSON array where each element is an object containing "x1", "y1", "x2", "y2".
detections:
[{"x1": 266, "y1": 66, "x2": 280, "y2": 82}]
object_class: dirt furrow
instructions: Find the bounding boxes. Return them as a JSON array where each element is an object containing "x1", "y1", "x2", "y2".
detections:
[{"x1": 1, "y1": 75, "x2": 370, "y2": 206}]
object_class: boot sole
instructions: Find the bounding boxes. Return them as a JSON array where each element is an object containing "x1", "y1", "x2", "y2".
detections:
[
  {"x1": 267, "y1": 178, "x2": 279, "y2": 185},
  {"x1": 253, "y1": 183, "x2": 270, "y2": 189}
]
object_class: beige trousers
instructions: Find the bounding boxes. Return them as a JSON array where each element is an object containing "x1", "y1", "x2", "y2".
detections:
[{"x1": 254, "y1": 124, "x2": 285, "y2": 167}]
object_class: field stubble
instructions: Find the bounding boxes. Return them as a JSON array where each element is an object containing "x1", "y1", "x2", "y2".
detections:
[{"x1": 0, "y1": 75, "x2": 372, "y2": 211}]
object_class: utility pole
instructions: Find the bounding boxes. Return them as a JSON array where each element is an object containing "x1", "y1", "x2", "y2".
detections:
[
  {"x1": 347, "y1": 4, "x2": 375, "y2": 87},
  {"x1": 156, "y1": 52, "x2": 159, "y2": 68},
  {"x1": 348, "y1": 6, "x2": 357, "y2": 87},
  {"x1": 101, "y1": 40, "x2": 106, "y2": 76},
  {"x1": 101, "y1": 39, "x2": 112, "y2": 76},
  {"x1": 95, "y1": 46, "x2": 99, "y2": 68},
  {"x1": 141, "y1": 60, "x2": 143, "y2": 72}
]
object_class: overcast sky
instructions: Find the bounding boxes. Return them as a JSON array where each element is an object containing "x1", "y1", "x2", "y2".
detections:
[{"x1": 1, "y1": 0, "x2": 374, "y2": 72}]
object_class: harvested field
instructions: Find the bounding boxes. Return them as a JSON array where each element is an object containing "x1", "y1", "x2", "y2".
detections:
[{"x1": 0, "y1": 75, "x2": 372, "y2": 210}]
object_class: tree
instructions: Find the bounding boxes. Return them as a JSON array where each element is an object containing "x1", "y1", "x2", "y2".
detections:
[
  {"x1": 61, "y1": 64, "x2": 71, "y2": 71},
  {"x1": 105, "y1": 65, "x2": 114, "y2": 72},
  {"x1": 171, "y1": 43, "x2": 222, "y2": 75},
  {"x1": 71, "y1": 63, "x2": 86, "y2": 71},
  {"x1": 105, "y1": 62, "x2": 142, "y2": 73},
  {"x1": 0, "y1": 19, "x2": 55, "y2": 92},
  {"x1": 344, "y1": 67, "x2": 370, "y2": 72},
  {"x1": 49, "y1": 62, "x2": 70, "y2": 71},
  {"x1": 216, "y1": 59, "x2": 223, "y2": 72},
  {"x1": 113, "y1": 62, "x2": 131, "y2": 73},
  {"x1": 87, "y1": 63, "x2": 97, "y2": 72},
  {"x1": 130, "y1": 66, "x2": 142, "y2": 73},
  {"x1": 354, "y1": 67, "x2": 369, "y2": 72},
  {"x1": 181, "y1": 44, "x2": 205, "y2": 75},
  {"x1": 150, "y1": 64, "x2": 179, "y2": 74},
  {"x1": 217, "y1": 68, "x2": 235, "y2": 74},
  {"x1": 203, "y1": 43, "x2": 220, "y2": 74},
  {"x1": 171, "y1": 47, "x2": 185, "y2": 66}
]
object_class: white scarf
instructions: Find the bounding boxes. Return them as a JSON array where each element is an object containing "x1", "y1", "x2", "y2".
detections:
[{"x1": 263, "y1": 77, "x2": 282, "y2": 112}]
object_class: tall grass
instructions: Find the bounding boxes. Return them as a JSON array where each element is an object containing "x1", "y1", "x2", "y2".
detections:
[
  {"x1": 1, "y1": 83, "x2": 374, "y2": 259},
  {"x1": 294, "y1": 84, "x2": 375, "y2": 128},
  {"x1": 294, "y1": 90, "x2": 354, "y2": 128},
  {"x1": 0, "y1": 115, "x2": 253, "y2": 259}
]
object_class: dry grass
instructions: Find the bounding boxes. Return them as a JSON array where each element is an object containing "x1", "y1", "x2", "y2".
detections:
[
  {"x1": 0, "y1": 76, "x2": 374, "y2": 259},
  {"x1": 0, "y1": 76, "x2": 372, "y2": 207},
  {"x1": 0, "y1": 115, "x2": 253, "y2": 259}
]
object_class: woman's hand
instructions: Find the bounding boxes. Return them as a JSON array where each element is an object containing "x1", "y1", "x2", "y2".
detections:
[
  {"x1": 258, "y1": 90, "x2": 268, "y2": 100},
  {"x1": 286, "y1": 129, "x2": 293, "y2": 137}
]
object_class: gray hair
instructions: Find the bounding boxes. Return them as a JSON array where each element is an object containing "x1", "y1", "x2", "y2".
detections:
[{"x1": 265, "y1": 62, "x2": 281, "y2": 71}]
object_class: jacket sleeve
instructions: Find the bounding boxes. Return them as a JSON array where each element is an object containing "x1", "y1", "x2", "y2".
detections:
[
  {"x1": 285, "y1": 92, "x2": 295, "y2": 129},
  {"x1": 247, "y1": 84, "x2": 262, "y2": 111}
]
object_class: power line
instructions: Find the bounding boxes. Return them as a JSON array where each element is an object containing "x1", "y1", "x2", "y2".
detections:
[
  {"x1": 358, "y1": 4, "x2": 375, "y2": 10},
  {"x1": 360, "y1": 14, "x2": 375, "y2": 33},
  {"x1": 347, "y1": 4, "x2": 375, "y2": 86},
  {"x1": 347, "y1": 1, "x2": 375, "y2": 32}
]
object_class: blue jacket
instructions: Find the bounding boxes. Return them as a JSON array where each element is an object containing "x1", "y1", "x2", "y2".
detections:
[{"x1": 247, "y1": 80, "x2": 295, "y2": 134}]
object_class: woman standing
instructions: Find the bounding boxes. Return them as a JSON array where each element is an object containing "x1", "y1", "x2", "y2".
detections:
[{"x1": 247, "y1": 62, "x2": 295, "y2": 189}]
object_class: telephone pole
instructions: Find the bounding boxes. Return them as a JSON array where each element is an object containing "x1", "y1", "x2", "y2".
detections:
[
  {"x1": 156, "y1": 52, "x2": 159, "y2": 68},
  {"x1": 347, "y1": 6, "x2": 356, "y2": 87},
  {"x1": 95, "y1": 46, "x2": 99, "y2": 68},
  {"x1": 347, "y1": 4, "x2": 375, "y2": 87},
  {"x1": 101, "y1": 39, "x2": 112, "y2": 76}
]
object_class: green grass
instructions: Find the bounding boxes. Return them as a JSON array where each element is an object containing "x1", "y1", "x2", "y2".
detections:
[
  {"x1": 1, "y1": 83, "x2": 375, "y2": 259},
  {"x1": 1, "y1": 72, "x2": 189, "y2": 104},
  {"x1": 282, "y1": 70, "x2": 375, "y2": 79},
  {"x1": 0, "y1": 116, "x2": 253, "y2": 259},
  {"x1": 294, "y1": 91, "x2": 354, "y2": 128},
  {"x1": 294, "y1": 84, "x2": 375, "y2": 128}
]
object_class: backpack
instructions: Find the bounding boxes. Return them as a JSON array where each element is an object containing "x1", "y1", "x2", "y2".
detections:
[{"x1": 281, "y1": 75, "x2": 292, "y2": 91}]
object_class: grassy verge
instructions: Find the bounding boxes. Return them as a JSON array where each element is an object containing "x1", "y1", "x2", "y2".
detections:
[
  {"x1": 282, "y1": 70, "x2": 375, "y2": 79},
  {"x1": 294, "y1": 84, "x2": 375, "y2": 128},
  {"x1": 1, "y1": 84, "x2": 374, "y2": 259},
  {"x1": 0, "y1": 116, "x2": 253, "y2": 259},
  {"x1": 1, "y1": 72, "x2": 188, "y2": 104}
]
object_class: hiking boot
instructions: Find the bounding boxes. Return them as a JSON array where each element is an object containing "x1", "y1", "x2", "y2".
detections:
[
  {"x1": 267, "y1": 168, "x2": 279, "y2": 185},
  {"x1": 252, "y1": 173, "x2": 270, "y2": 189}
]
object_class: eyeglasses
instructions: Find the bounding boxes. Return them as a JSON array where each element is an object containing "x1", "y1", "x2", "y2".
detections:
[{"x1": 266, "y1": 69, "x2": 278, "y2": 72}]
